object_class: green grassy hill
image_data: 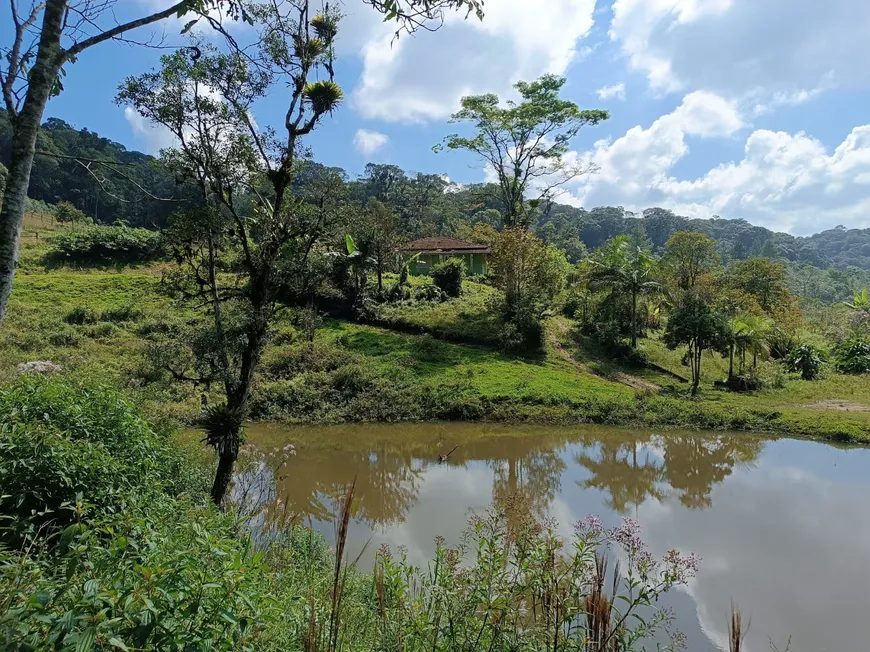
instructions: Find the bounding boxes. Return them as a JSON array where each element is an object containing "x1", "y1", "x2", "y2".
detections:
[{"x1": 2, "y1": 230, "x2": 868, "y2": 443}]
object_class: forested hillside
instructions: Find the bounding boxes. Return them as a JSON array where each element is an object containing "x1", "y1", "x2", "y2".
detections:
[
  {"x1": 0, "y1": 110, "x2": 186, "y2": 228},
  {"x1": 3, "y1": 110, "x2": 870, "y2": 271}
]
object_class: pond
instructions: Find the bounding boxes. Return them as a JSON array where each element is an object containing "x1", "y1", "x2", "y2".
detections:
[{"x1": 237, "y1": 422, "x2": 870, "y2": 651}]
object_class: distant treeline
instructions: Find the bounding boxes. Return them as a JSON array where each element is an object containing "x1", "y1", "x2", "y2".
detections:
[{"x1": 3, "y1": 110, "x2": 870, "y2": 272}]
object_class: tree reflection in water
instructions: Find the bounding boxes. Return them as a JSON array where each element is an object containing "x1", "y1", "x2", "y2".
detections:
[
  {"x1": 575, "y1": 434, "x2": 764, "y2": 513},
  {"x1": 237, "y1": 425, "x2": 765, "y2": 535},
  {"x1": 661, "y1": 436, "x2": 763, "y2": 509},
  {"x1": 247, "y1": 447, "x2": 424, "y2": 530},
  {"x1": 575, "y1": 435, "x2": 667, "y2": 513}
]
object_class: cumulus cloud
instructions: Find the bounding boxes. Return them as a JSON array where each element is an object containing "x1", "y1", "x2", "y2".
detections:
[
  {"x1": 569, "y1": 92, "x2": 870, "y2": 234},
  {"x1": 353, "y1": 129, "x2": 390, "y2": 156},
  {"x1": 638, "y1": 454, "x2": 870, "y2": 652},
  {"x1": 572, "y1": 91, "x2": 742, "y2": 194},
  {"x1": 352, "y1": 0, "x2": 596, "y2": 122},
  {"x1": 609, "y1": 0, "x2": 870, "y2": 102},
  {"x1": 596, "y1": 83, "x2": 626, "y2": 101},
  {"x1": 124, "y1": 107, "x2": 176, "y2": 155}
]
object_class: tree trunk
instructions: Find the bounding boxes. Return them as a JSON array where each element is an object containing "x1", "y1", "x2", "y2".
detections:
[
  {"x1": 0, "y1": 1, "x2": 66, "y2": 327},
  {"x1": 211, "y1": 451, "x2": 237, "y2": 506},
  {"x1": 630, "y1": 288, "x2": 637, "y2": 348},
  {"x1": 691, "y1": 342, "x2": 701, "y2": 397},
  {"x1": 728, "y1": 344, "x2": 734, "y2": 379}
]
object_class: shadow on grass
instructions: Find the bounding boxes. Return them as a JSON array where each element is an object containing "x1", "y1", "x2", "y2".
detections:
[{"x1": 334, "y1": 321, "x2": 549, "y2": 380}]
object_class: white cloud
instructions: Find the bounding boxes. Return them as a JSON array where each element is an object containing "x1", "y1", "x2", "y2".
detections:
[
  {"x1": 596, "y1": 82, "x2": 626, "y2": 101},
  {"x1": 573, "y1": 90, "x2": 742, "y2": 192},
  {"x1": 353, "y1": 129, "x2": 390, "y2": 157},
  {"x1": 609, "y1": 0, "x2": 870, "y2": 103},
  {"x1": 638, "y1": 453, "x2": 870, "y2": 652},
  {"x1": 124, "y1": 107, "x2": 176, "y2": 155},
  {"x1": 569, "y1": 93, "x2": 870, "y2": 234},
  {"x1": 751, "y1": 87, "x2": 825, "y2": 117},
  {"x1": 352, "y1": 0, "x2": 597, "y2": 122}
]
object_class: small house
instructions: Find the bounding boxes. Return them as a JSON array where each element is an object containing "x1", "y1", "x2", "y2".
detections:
[{"x1": 400, "y1": 237, "x2": 490, "y2": 276}]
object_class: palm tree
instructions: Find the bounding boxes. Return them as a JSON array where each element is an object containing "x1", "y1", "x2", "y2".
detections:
[
  {"x1": 845, "y1": 289, "x2": 870, "y2": 334},
  {"x1": 739, "y1": 314, "x2": 771, "y2": 370},
  {"x1": 724, "y1": 317, "x2": 742, "y2": 378},
  {"x1": 845, "y1": 288, "x2": 870, "y2": 312},
  {"x1": 590, "y1": 235, "x2": 660, "y2": 348},
  {"x1": 726, "y1": 314, "x2": 772, "y2": 376}
]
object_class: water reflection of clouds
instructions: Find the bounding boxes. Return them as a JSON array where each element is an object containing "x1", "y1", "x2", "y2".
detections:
[
  {"x1": 637, "y1": 441, "x2": 870, "y2": 652},
  {"x1": 337, "y1": 463, "x2": 495, "y2": 567},
  {"x1": 253, "y1": 427, "x2": 870, "y2": 652}
]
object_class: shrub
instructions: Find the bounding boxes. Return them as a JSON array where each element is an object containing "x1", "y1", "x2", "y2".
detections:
[
  {"x1": 412, "y1": 284, "x2": 446, "y2": 303},
  {"x1": 768, "y1": 327, "x2": 797, "y2": 360},
  {"x1": 499, "y1": 302, "x2": 545, "y2": 352},
  {"x1": 0, "y1": 499, "x2": 266, "y2": 650},
  {"x1": 835, "y1": 336, "x2": 870, "y2": 374},
  {"x1": 410, "y1": 334, "x2": 446, "y2": 362},
  {"x1": 786, "y1": 344, "x2": 824, "y2": 380},
  {"x1": 51, "y1": 224, "x2": 163, "y2": 265},
  {"x1": 83, "y1": 322, "x2": 117, "y2": 339},
  {"x1": 262, "y1": 341, "x2": 350, "y2": 378},
  {"x1": 54, "y1": 200, "x2": 93, "y2": 225},
  {"x1": 561, "y1": 294, "x2": 581, "y2": 318},
  {"x1": 0, "y1": 377, "x2": 204, "y2": 543},
  {"x1": 48, "y1": 327, "x2": 80, "y2": 347},
  {"x1": 100, "y1": 303, "x2": 144, "y2": 322},
  {"x1": 431, "y1": 257, "x2": 465, "y2": 298},
  {"x1": 64, "y1": 305, "x2": 98, "y2": 325}
]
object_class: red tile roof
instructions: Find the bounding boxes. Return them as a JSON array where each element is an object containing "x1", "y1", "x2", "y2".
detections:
[{"x1": 400, "y1": 237, "x2": 491, "y2": 255}]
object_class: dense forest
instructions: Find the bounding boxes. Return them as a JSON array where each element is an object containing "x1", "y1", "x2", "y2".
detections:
[{"x1": 3, "y1": 110, "x2": 870, "y2": 274}]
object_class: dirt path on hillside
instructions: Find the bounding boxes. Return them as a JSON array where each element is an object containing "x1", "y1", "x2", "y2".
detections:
[
  {"x1": 800, "y1": 400, "x2": 870, "y2": 412},
  {"x1": 547, "y1": 320, "x2": 661, "y2": 392}
]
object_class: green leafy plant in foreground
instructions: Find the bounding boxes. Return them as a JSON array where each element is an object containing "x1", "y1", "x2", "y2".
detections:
[
  {"x1": 0, "y1": 499, "x2": 265, "y2": 651},
  {"x1": 372, "y1": 504, "x2": 697, "y2": 651},
  {"x1": 834, "y1": 336, "x2": 870, "y2": 374},
  {"x1": 786, "y1": 344, "x2": 825, "y2": 380}
]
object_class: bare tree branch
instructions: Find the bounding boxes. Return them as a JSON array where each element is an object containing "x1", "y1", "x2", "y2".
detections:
[
  {"x1": 63, "y1": 1, "x2": 189, "y2": 58},
  {"x1": 1, "y1": 1, "x2": 46, "y2": 116},
  {"x1": 35, "y1": 150, "x2": 185, "y2": 202}
]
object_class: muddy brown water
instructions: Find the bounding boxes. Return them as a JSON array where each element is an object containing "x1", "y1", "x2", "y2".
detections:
[{"x1": 234, "y1": 422, "x2": 870, "y2": 651}]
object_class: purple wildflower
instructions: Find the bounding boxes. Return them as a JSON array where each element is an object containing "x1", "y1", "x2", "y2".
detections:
[
  {"x1": 574, "y1": 514, "x2": 603, "y2": 535},
  {"x1": 377, "y1": 543, "x2": 392, "y2": 561},
  {"x1": 613, "y1": 517, "x2": 646, "y2": 556},
  {"x1": 662, "y1": 549, "x2": 701, "y2": 583}
]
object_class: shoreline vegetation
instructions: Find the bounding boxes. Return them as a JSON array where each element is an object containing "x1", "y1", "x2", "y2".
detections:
[
  {"x1": 0, "y1": 375, "x2": 702, "y2": 651},
  {"x1": 2, "y1": 237, "x2": 869, "y2": 444}
]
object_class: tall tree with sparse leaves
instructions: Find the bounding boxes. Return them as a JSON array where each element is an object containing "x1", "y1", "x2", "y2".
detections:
[
  {"x1": 119, "y1": 0, "x2": 480, "y2": 506},
  {"x1": 0, "y1": 0, "x2": 484, "y2": 328},
  {"x1": 439, "y1": 75, "x2": 608, "y2": 229}
]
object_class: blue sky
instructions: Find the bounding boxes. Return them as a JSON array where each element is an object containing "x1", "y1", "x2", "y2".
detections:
[{"x1": 4, "y1": 0, "x2": 870, "y2": 235}]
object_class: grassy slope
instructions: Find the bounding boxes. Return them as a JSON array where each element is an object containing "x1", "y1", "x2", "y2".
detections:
[
  {"x1": 3, "y1": 226, "x2": 868, "y2": 443},
  {"x1": 373, "y1": 273, "x2": 503, "y2": 344}
]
